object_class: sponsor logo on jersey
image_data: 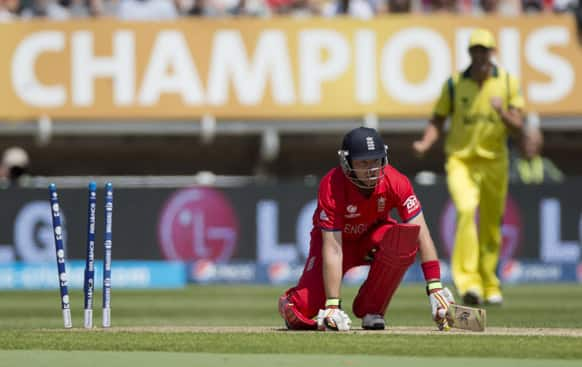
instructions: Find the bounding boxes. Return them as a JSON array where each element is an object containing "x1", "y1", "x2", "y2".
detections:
[
  {"x1": 377, "y1": 197, "x2": 386, "y2": 212},
  {"x1": 403, "y1": 195, "x2": 420, "y2": 215},
  {"x1": 345, "y1": 204, "x2": 360, "y2": 218},
  {"x1": 344, "y1": 223, "x2": 367, "y2": 235},
  {"x1": 320, "y1": 210, "x2": 329, "y2": 221}
]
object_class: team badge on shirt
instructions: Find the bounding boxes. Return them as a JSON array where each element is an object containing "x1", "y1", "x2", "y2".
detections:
[
  {"x1": 320, "y1": 210, "x2": 329, "y2": 222},
  {"x1": 403, "y1": 195, "x2": 420, "y2": 215},
  {"x1": 377, "y1": 197, "x2": 386, "y2": 212},
  {"x1": 345, "y1": 205, "x2": 360, "y2": 218}
]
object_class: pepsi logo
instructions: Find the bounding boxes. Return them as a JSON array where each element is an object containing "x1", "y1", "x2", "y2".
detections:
[
  {"x1": 500, "y1": 260, "x2": 522, "y2": 283},
  {"x1": 268, "y1": 262, "x2": 291, "y2": 284},
  {"x1": 192, "y1": 259, "x2": 217, "y2": 283}
]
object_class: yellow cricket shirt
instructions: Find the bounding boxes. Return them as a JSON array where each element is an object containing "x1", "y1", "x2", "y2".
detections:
[{"x1": 433, "y1": 65, "x2": 525, "y2": 160}]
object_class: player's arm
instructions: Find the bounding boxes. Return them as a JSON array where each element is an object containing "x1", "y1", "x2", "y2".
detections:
[
  {"x1": 413, "y1": 114, "x2": 447, "y2": 157},
  {"x1": 317, "y1": 229, "x2": 351, "y2": 331},
  {"x1": 407, "y1": 212, "x2": 455, "y2": 331},
  {"x1": 491, "y1": 75, "x2": 525, "y2": 136},
  {"x1": 407, "y1": 211, "x2": 438, "y2": 266},
  {"x1": 492, "y1": 103, "x2": 524, "y2": 136},
  {"x1": 413, "y1": 78, "x2": 451, "y2": 157},
  {"x1": 321, "y1": 230, "x2": 343, "y2": 300}
]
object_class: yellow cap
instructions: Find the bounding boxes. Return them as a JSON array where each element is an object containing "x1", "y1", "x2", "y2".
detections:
[{"x1": 468, "y1": 29, "x2": 496, "y2": 49}]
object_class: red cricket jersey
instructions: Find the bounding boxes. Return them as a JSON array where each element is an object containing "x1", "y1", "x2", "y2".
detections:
[{"x1": 313, "y1": 165, "x2": 422, "y2": 242}]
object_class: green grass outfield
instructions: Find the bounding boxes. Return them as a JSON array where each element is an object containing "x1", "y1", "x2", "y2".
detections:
[{"x1": 1, "y1": 284, "x2": 581, "y2": 366}]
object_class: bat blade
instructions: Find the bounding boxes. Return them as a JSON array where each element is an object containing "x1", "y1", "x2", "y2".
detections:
[{"x1": 446, "y1": 304, "x2": 486, "y2": 332}]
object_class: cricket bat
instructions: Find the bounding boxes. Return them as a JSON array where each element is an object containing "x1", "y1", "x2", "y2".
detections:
[{"x1": 446, "y1": 304, "x2": 486, "y2": 332}]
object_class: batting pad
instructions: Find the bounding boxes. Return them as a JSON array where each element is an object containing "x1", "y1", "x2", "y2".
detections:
[{"x1": 353, "y1": 224, "x2": 420, "y2": 318}]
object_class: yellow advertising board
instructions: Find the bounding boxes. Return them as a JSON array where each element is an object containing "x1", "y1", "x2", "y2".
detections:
[{"x1": 0, "y1": 16, "x2": 581, "y2": 120}]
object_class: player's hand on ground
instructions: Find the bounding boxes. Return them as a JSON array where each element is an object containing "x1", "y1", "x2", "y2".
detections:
[
  {"x1": 316, "y1": 308, "x2": 352, "y2": 331},
  {"x1": 428, "y1": 286, "x2": 455, "y2": 331}
]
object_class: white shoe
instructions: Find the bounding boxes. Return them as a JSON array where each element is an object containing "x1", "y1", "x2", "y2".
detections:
[
  {"x1": 362, "y1": 314, "x2": 385, "y2": 330},
  {"x1": 486, "y1": 294, "x2": 503, "y2": 305}
]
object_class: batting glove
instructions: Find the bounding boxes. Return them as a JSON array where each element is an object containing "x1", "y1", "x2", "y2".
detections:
[
  {"x1": 427, "y1": 282, "x2": 455, "y2": 331},
  {"x1": 316, "y1": 298, "x2": 351, "y2": 332}
]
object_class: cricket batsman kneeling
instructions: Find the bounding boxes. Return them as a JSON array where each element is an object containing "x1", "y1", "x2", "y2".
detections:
[{"x1": 279, "y1": 127, "x2": 454, "y2": 331}]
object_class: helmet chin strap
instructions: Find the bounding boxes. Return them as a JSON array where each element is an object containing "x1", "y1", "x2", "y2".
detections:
[
  {"x1": 348, "y1": 168, "x2": 384, "y2": 190},
  {"x1": 338, "y1": 149, "x2": 387, "y2": 190},
  {"x1": 351, "y1": 178, "x2": 378, "y2": 190}
]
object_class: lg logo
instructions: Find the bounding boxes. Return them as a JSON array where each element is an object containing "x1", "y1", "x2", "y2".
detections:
[
  {"x1": 157, "y1": 188, "x2": 239, "y2": 262},
  {"x1": 0, "y1": 201, "x2": 65, "y2": 262}
]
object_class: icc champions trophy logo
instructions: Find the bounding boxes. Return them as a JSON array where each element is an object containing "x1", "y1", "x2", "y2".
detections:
[
  {"x1": 157, "y1": 188, "x2": 239, "y2": 262},
  {"x1": 439, "y1": 195, "x2": 523, "y2": 261}
]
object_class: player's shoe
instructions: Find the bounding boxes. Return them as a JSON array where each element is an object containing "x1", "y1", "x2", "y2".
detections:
[
  {"x1": 362, "y1": 314, "x2": 385, "y2": 330},
  {"x1": 485, "y1": 294, "x2": 503, "y2": 306},
  {"x1": 462, "y1": 290, "x2": 483, "y2": 306}
]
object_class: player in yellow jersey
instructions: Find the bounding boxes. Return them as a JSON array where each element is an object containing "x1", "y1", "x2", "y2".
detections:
[{"x1": 412, "y1": 29, "x2": 525, "y2": 306}]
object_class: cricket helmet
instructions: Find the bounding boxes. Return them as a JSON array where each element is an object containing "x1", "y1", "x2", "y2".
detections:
[{"x1": 338, "y1": 127, "x2": 388, "y2": 189}]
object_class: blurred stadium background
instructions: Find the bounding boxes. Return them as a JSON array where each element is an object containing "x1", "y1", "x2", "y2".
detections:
[{"x1": 1, "y1": 1, "x2": 582, "y2": 293}]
